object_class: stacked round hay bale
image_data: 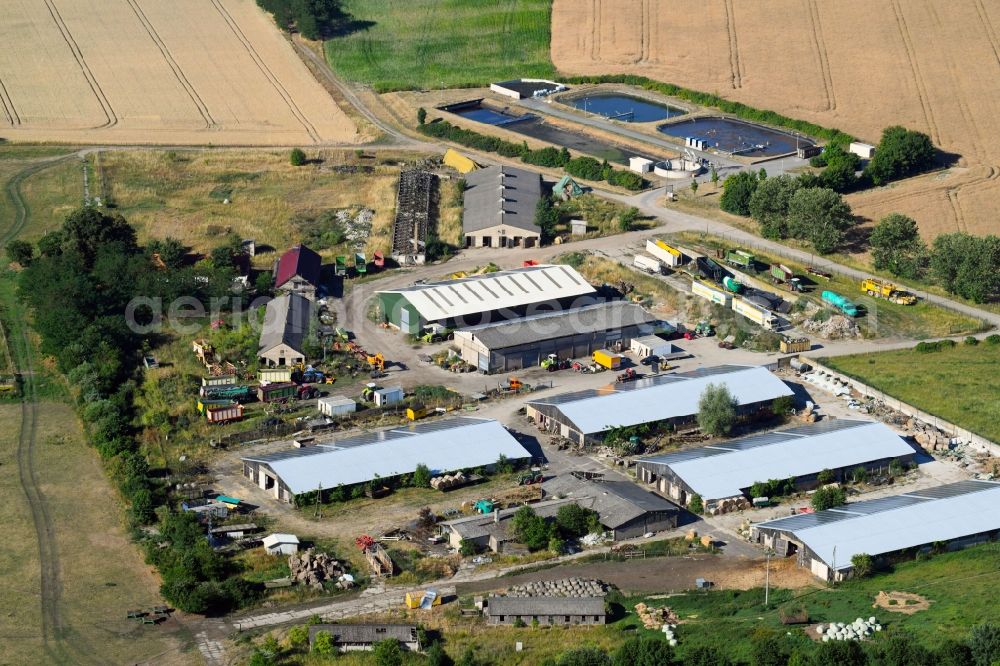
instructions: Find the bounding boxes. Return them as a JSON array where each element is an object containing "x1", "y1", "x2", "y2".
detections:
[{"x1": 816, "y1": 617, "x2": 882, "y2": 642}]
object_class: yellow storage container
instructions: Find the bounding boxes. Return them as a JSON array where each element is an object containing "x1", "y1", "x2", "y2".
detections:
[{"x1": 592, "y1": 349, "x2": 622, "y2": 369}]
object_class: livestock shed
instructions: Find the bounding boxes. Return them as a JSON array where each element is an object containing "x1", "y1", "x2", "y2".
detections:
[
  {"x1": 308, "y1": 624, "x2": 420, "y2": 653},
  {"x1": 485, "y1": 596, "x2": 606, "y2": 626},
  {"x1": 258, "y1": 294, "x2": 313, "y2": 367},
  {"x1": 490, "y1": 79, "x2": 565, "y2": 100},
  {"x1": 543, "y1": 474, "x2": 680, "y2": 539},
  {"x1": 636, "y1": 419, "x2": 915, "y2": 512},
  {"x1": 318, "y1": 396, "x2": 356, "y2": 418},
  {"x1": 273, "y1": 244, "x2": 321, "y2": 300},
  {"x1": 452, "y1": 301, "x2": 656, "y2": 373},
  {"x1": 526, "y1": 365, "x2": 792, "y2": 445},
  {"x1": 752, "y1": 480, "x2": 1000, "y2": 581},
  {"x1": 376, "y1": 264, "x2": 596, "y2": 335},
  {"x1": 262, "y1": 533, "x2": 300, "y2": 555},
  {"x1": 241, "y1": 418, "x2": 531, "y2": 503},
  {"x1": 463, "y1": 166, "x2": 542, "y2": 249},
  {"x1": 440, "y1": 498, "x2": 578, "y2": 553}
]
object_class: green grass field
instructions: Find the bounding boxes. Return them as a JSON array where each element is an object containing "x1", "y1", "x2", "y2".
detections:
[
  {"x1": 324, "y1": 0, "x2": 555, "y2": 92},
  {"x1": 823, "y1": 342, "x2": 1000, "y2": 443}
]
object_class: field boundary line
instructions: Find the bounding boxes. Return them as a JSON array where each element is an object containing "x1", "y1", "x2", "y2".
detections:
[
  {"x1": 0, "y1": 77, "x2": 20, "y2": 125},
  {"x1": 42, "y1": 0, "x2": 118, "y2": 129},
  {"x1": 723, "y1": 0, "x2": 742, "y2": 89},
  {"x1": 208, "y1": 0, "x2": 320, "y2": 142},
  {"x1": 805, "y1": 0, "x2": 836, "y2": 111},
  {"x1": 890, "y1": 0, "x2": 940, "y2": 146},
  {"x1": 125, "y1": 0, "x2": 216, "y2": 128}
]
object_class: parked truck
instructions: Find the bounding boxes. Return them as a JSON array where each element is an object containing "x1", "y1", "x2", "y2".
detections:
[
  {"x1": 645, "y1": 239, "x2": 685, "y2": 267},
  {"x1": 822, "y1": 290, "x2": 859, "y2": 317},
  {"x1": 633, "y1": 255, "x2": 663, "y2": 275},
  {"x1": 592, "y1": 349, "x2": 623, "y2": 370},
  {"x1": 695, "y1": 256, "x2": 725, "y2": 282},
  {"x1": 860, "y1": 278, "x2": 916, "y2": 305},
  {"x1": 770, "y1": 264, "x2": 804, "y2": 292},
  {"x1": 724, "y1": 249, "x2": 755, "y2": 270},
  {"x1": 692, "y1": 279, "x2": 731, "y2": 306},
  {"x1": 205, "y1": 402, "x2": 244, "y2": 424},
  {"x1": 355, "y1": 252, "x2": 367, "y2": 276},
  {"x1": 732, "y1": 298, "x2": 778, "y2": 330}
]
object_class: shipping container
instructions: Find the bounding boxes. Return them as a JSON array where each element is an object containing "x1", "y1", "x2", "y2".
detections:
[
  {"x1": 258, "y1": 368, "x2": 292, "y2": 384},
  {"x1": 258, "y1": 382, "x2": 298, "y2": 403},
  {"x1": 646, "y1": 239, "x2": 684, "y2": 267},
  {"x1": 732, "y1": 298, "x2": 777, "y2": 330},
  {"x1": 633, "y1": 255, "x2": 663, "y2": 274},
  {"x1": 335, "y1": 256, "x2": 347, "y2": 276},
  {"x1": 821, "y1": 290, "x2": 859, "y2": 317},
  {"x1": 318, "y1": 395, "x2": 357, "y2": 417},
  {"x1": 692, "y1": 279, "x2": 731, "y2": 306},
  {"x1": 592, "y1": 349, "x2": 623, "y2": 369},
  {"x1": 206, "y1": 402, "x2": 244, "y2": 424},
  {"x1": 202, "y1": 374, "x2": 237, "y2": 387}
]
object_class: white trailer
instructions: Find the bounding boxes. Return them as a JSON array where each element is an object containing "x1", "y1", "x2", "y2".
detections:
[
  {"x1": 646, "y1": 239, "x2": 685, "y2": 267},
  {"x1": 692, "y1": 279, "x2": 731, "y2": 306},
  {"x1": 732, "y1": 298, "x2": 778, "y2": 330},
  {"x1": 633, "y1": 255, "x2": 663, "y2": 274},
  {"x1": 318, "y1": 395, "x2": 357, "y2": 418},
  {"x1": 630, "y1": 336, "x2": 685, "y2": 360}
]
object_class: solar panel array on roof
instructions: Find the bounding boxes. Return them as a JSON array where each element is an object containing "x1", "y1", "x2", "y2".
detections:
[
  {"x1": 403, "y1": 416, "x2": 485, "y2": 434},
  {"x1": 378, "y1": 264, "x2": 596, "y2": 322},
  {"x1": 755, "y1": 480, "x2": 1000, "y2": 571},
  {"x1": 636, "y1": 419, "x2": 912, "y2": 500},
  {"x1": 779, "y1": 419, "x2": 871, "y2": 437}
]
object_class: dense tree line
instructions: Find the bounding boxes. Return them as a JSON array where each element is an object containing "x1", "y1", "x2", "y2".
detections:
[
  {"x1": 808, "y1": 126, "x2": 937, "y2": 193},
  {"x1": 256, "y1": 0, "x2": 347, "y2": 40},
  {"x1": 417, "y1": 119, "x2": 647, "y2": 190},
  {"x1": 17, "y1": 207, "x2": 255, "y2": 613},
  {"x1": 511, "y1": 504, "x2": 601, "y2": 553}
]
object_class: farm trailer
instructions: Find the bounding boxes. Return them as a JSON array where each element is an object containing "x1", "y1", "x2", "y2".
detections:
[
  {"x1": 633, "y1": 255, "x2": 664, "y2": 274},
  {"x1": 646, "y1": 239, "x2": 685, "y2": 267},
  {"x1": 731, "y1": 298, "x2": 778, "y2": 330},
  {"x1": 205, "y1": 402, "x2": 244, "y2": 424},
  {"x1": 692, "y1": 279, "x2": 731, "y2": 307}
]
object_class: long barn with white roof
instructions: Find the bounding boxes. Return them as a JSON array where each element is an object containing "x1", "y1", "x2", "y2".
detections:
[
  {"x1": 752, "y1": 480, "x2": 1000, "y2": 581},
  {"x1": 376, "y1": 264, "x2": 596, "y2": 334},
  {"x1": 636, "y1": 419, "x2": 914, "y2": 511},
  {"x1": 526, "y1": 365, "x2": 793, "y2": 445},
  {"x1": 241, "y1": 417, "x2": 532, "y2": 503}
]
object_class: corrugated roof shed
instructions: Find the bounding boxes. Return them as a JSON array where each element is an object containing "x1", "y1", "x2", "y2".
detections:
[
  {"x1": 638, "y1": 419, "x2": 913, "y2": 501},
  {"x1": 488, "y1": 596, "x2": 605, "y2": 616},
  {"x1": 756, "y1": 480, "x2": 1000, "y2": 570},
  {"x1": 378, "y1": 264, "x2": 595, "y2": 322},
  {"x1": 454, "y1": 300, "x2": 652, "y2": 350},
  {"x1": 275, "y1": 244, "x2": 321, "y2": 288},
  {"x1": 528, "y1": 365, "x2": 792, "y2": 436},
  {"x1": 543, "y1": 475, "x2": 678, "y2": 528},
  {"x1": 463, "y1": 166, "x2": 542, "y2": 234},
  {"x1": 259, "y1": 294, "x2": 312, "y2": 354},
  {"x1": 308, "y1": 624, "x2": 418, "y2": 645},
  {"x1": 243, "y1": 418, "x2": 531, "y2": 494}
]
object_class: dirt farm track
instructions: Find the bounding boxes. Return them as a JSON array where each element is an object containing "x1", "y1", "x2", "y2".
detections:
[
  {"x1": 0, "y1": 0, "x2": 357, "y2": 145},
  {"x1": 552, "y1": 0, "x2": 1000, "y2": 237}
]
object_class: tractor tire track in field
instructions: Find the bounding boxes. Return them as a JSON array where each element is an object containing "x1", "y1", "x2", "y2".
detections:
[
  {"x1": 0, "y1": 77, "x2": 20, "y2": 125},
  {"x1": 890, "y1": 0, "x2": 941, "y2": 146},
  {"x1": 126, "y1": 0, "x2": 216, "y2": 129},
  {"x1": 640, "y1": 0, "x2": 651, "y2": 64},
  {"x1": 805, "y1": 0, "x2": 836, "y2": 111},
  {"x1": 723, "y1": 0, "x2": 743, "y2": 89},
  {"x1": 591, "y1": 0, "x2": 601, "y2": 62},
  {"x1": 209, "y1": 0, "x2": 320, "y2": 143},
  {"x1": 973, "y1": 0, "x2": 1000, "y2": 69},
  {"x1": 42, "y1": 0, "x2": 117, "y2": 129},
  {"x1": 2, "y1": 155, "x2": 91, "y2": 666}
]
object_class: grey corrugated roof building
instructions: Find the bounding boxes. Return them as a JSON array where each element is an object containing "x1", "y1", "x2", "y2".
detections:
[
  {"x1": 453, "y1": 300, "x2": 654, "y2": 373},
  {"x1": 258, "y1": 293, "x2": 313, "y2": 367},
  {"x1": 543, "y1": 474, "x2": 680, "y2": 539},
  {"x1": 486, "y1": 596, "x2": 606, "y2": 626},
  {"x1": 308, "y1": 624, "x2": 420, "y2": 651},
  {"x1": 463, "y1": 166, "x2": 542, "y2": 249}
]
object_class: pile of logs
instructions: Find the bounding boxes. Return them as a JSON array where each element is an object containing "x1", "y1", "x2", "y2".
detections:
[
  {"x1": 634, "y1": 603, "x2": 679, "y2": 629},
  {"x1": 288, "y1": 549, "x2": 354, "y2": 591}
]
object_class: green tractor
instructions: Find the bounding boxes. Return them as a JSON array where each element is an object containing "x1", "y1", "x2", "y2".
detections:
[{"x1": 695, "y1": 321, "x2": 715, "y2": 337}]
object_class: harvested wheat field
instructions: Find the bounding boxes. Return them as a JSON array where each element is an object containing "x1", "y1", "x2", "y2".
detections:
[
  {"x1": 0, "y1": 0, "x2": 358, "y2": 145},
  {"x1": 552, "y1": 0, "x2": 1000, "y2": 237}
]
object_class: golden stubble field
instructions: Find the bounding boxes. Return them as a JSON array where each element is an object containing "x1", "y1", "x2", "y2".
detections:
[
  {"x1": 552, "y1": 0, "x2": 1000, "y2": 238},
  {"x1": 0, "y1": 0, "x2": 358, "y2": 145}
]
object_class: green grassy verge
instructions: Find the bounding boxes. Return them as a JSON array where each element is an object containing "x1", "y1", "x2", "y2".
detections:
[
  {"x1": 822, "y1": 341, "x2": 1000, "y2": 443},
  {"x1": 324, "y1": 0, "x2": 555, "y2": 92}
]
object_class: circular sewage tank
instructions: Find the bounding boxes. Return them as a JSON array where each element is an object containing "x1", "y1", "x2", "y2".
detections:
[{"x1": 653, "y1": 159, "x2": 703, "y2": 179}]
